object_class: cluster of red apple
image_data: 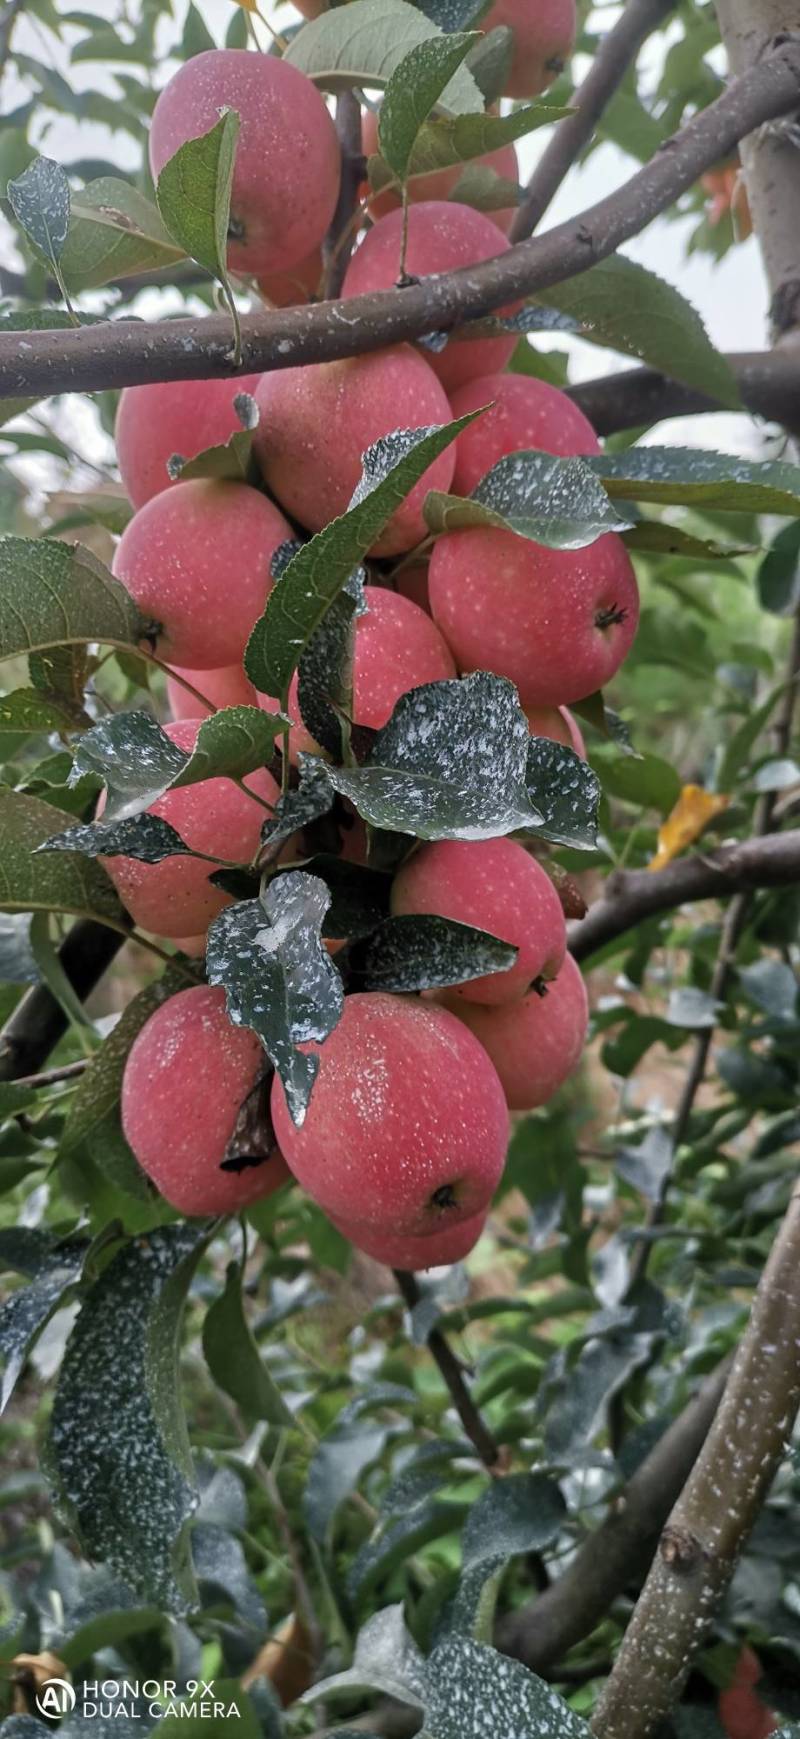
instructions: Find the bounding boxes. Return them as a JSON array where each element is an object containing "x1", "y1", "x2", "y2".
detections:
[{"x1": 111, "y1": 21, "x2": 641, "y2": 1270}]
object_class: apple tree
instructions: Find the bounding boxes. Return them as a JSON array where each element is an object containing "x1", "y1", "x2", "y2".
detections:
[{"x1": 1, "y1": 1, "x2": 800, "y2": 1736}]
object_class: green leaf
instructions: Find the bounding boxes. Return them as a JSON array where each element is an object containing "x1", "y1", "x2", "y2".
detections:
[
  {"x1": 286, "y1": 0, "x2": 483, "y2": 113},
  {"x1": 425, "y1": 449, "x2": 632, "y2": 547},
  {"x1": 206, "y1": 871, "x2": 344, "y2": 1126},
  {"x1": 449, "y1": 1473, "x2": 565, "y2": 1639},
  {"x1": 60, "y1": 968, "x2": 189, "y2": 1203},
  {"x1": 245, "y1": 414, "x2": 477, "y2": 701},
  {"x1": 423, "y1": 1638, "x2": 591, "y2": 1739},
  {"x1": 388, "y1": 99, "x2": 570, "y2": 180},
  {"x1": 155, "y1": 110, "x2": 241, "y2": 359},
  {"x1": 0, "y1": 536, "x2": 145, "y2": 663},
  {"x1": 0, "y1": 1230, "x2": 89, "y2": 1413},
  {"x1": 202, "y1": 1260, "x2": 295, "y2": 1427},
  {"x1": 156, "y1": 109, "x2": 238, "y2": 283},
  {"x1": 345, "y1": 914, "x2": 517, "y2": 992},
  {"x1": 48, "y1": 1225, "x2": 207, "y2": 1613},
  {"x1": 303, "y1": 1605, "x2": 427, "y2": 1707},
  {"x1": 328, "y1": 673, "x2": 543, "y2": 841},
  {"x1": 349, "y1": 1501, "x2": 467, "y2": 1602},
  {"x1": 296, "y1": 567, "x2": 366, "y2": 761},
  {"x1": 68, "y1": 707, "x2": 285, "y2": 823},
  {"x1": 170, "y1": 420, "x2": 255, "y2": 484},
  {"x1": 0, "y1": 687, "x2": 85, "y2": 737},
  {"x1": 758, "y1": 521, "x2": 800, "y2": 615},
  {"x1": 525, "y1": 737, "x2": 601, "y2": 849},
  {"x1": 60, "y1": 176, "x2": 186, "y2": 290},
  {"x1": 535, "y1": 255, "x2": 740, "y2": 410},
  {"x1": 446, "y1": 160, "x2": 521, "y2": 213},
  {"x1": 379, "y1": 33, "x2": 479, "y2": 182},
  {"x1": 0, "y1": 787, "x2": 123, "y2": 925},
  {"x1": 7, "y1": 154, "x2": 70, "y2": 269},
  {"x1": 261, "y1": 758, "x2": 334, "y2": 859},
  {"x1": 600, "y1": 750, "x2": 681, "y2": 815},
  {"x1": 592, "y1": 447, "x2": 800, "y2": 515}
]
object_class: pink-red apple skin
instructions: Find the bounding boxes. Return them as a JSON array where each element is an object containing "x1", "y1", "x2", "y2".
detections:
[
  {"x1": 122, "y1": 985, "x2": 290, "y2": 1215},
  {"x1": 481, "y1": 0, "x2": 577, "y2": 98},
  {"x1": 257, "y1": 247, "x2": 322, "y2": 308},
  {"x1": 100, "y1": 719, "x2": 277, "y2": 940},
  {"x1": 342, "y1": 203, "x2": 518, "y2": 392},
  {"x1": 149, "y1": 50, "x2": 340, "y2": 277},
  {"x1": 448, "y1": 372, "x2": 601, "y2": 496},
  {"x1": 440, "y1": 951, "x2": 588, "y2": 1110},
  {"x1": 254, "y1": 345, "x2": 456, "y2": 558},
  {"x1": 115, "y1": 375, "x2": 259, "y2": 509},
  {"x1": 270, "y1": 993, "x2": 509, "y2": 1235},
  {"x1": 166, "y1": 663, "x2": 257, "y2": 721},
  {"x1": 526, "y1": 705, "x2": 586, "y2": 758},
  {"x1": 428, "y1": 527, "x2": 639, "y2": 707},
  {"x1": 332, "y1": 1210, "x2": 487, "y2": 1270},
  {"x1": 113, "y1": 479, "x2": 292, "y2": 671},
  {"x1": 391, "y1": 838, "x2": 566, "y2": 1005},
  {"x1": 258, "y1": 585, "x2": 455, "y2": 759}
]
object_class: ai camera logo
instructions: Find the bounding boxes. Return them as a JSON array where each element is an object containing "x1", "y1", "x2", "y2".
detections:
[{"x1": 35, "y1": 1678, "x2": 76, "y2": 1719}]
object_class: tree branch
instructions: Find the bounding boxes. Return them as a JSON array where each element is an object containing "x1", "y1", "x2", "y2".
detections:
[
  {"x1": 511, "y1": 0, "x2": 678, "y2": 243},
  {"x1": 591, "y1": 1189, "x2": 800, "y2": 1738},
  {"x1": 567, "y1": 828, "x2": 800, "y2": 963},
  {"x1": 569, "y1": 348, "x2": 800, "y2": 435},
  {"x1": 323, "y1": 91, "x2": 365, "y2": 299},
  {"x1": 496, "y1": 1357, "x2": 731, "y2": 1671},
  {"x1": 0, "y1": 919, "x2": 128, "y2": 1083},
  {"x1": 393, "y1": 1270, "x2": 500, "y2": 1469},
  {"x1": 2, "y1": 39, "x2": 800, "y2": 399}
]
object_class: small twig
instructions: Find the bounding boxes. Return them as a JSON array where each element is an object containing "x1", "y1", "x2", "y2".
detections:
[
  {"x1": 591, "y1": 1189, "x2": 800, "y2": 1739},
  {"x1": 511, "y1": 0, "x2": 678, "y2": 242},
  {"x1": 393, "y1": 1270, "x2": 500, "y2": 1469},
  {"x1": 11, "y1": 1058, "x2": 90, "y2": 1090},
  {"x1": 323, "y1": 92, "x2": 364, "y2": 301}
]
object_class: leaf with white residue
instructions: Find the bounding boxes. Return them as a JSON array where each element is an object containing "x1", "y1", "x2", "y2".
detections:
[
  {"x1": 67, "y1": 708, "x2": 285, "y2": 824},
  {"x1": 0, "y1": 1229, "x2": 90, "y2": 1413},
  {"x1": 344, "y1": 914, "x2": 516, "y2": 992},
  {"x1": 423, "y1": 1637, "x2": 592, "y2": 1738},
  {"x1": 48, "y1": 1225, "x2": 208, "y2": 1613},
  {"x1": 206, "y1": 871, "x2": 344, "y2": 1125},
  {"x1": 424, "y1": 450, "x2": 632, "y2": 548},
  {"x1": 40, "y1": 814, "x2": 192, "y2": 866},
  {"x1": 327, "y1": 673, "x2": 543, "y2": 841},
  {"x1": 524, "y1": 738, "x2": 601, "y2": 850},
  {"x1": 7, "y1": 156, "x2": 71, "y2": 278}
]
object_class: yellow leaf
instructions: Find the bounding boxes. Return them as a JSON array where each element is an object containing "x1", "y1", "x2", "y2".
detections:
[
  {"x1": 231, "y1": 0, "x2": 258, "y2": 11},
  {"x1": 648, "y1": 784, "x2": 730, "y2": 872}
]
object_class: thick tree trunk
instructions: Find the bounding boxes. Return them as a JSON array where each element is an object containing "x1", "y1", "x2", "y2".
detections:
[{"x1": 715, "y1": 0, "x2": 800, "y2": 339}]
